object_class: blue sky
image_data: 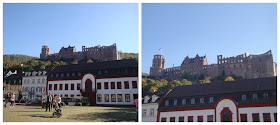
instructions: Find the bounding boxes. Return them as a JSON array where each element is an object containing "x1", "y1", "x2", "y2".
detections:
[
  {"x1": 4, "y1": 3, "x2": 138, "y2": 57},
  {"x1": 142, "y1": 3, "x2": 277, "y2": 74}
]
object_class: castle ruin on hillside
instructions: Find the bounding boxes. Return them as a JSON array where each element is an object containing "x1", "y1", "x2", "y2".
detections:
[
  {"x1": 150, "y1": 50, "x2": 277, "y2": 81},
  {"x1": 40, "y1": 43, "x2": 121, "y2": 62}
]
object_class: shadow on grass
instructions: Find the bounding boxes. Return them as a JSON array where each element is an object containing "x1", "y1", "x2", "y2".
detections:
[
  {"x1": 20, "y1": 114, "x2": 53, "y2": 119},
  {"x1": 67, "y1": 107, "x2": 137, "y2": 122}
]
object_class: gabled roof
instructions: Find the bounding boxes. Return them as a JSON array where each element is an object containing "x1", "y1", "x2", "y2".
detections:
[{"x1": 166, "y1": 77, "x2": 276, "y2": 99}]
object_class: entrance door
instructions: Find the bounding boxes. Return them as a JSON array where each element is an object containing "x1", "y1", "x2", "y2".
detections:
[
  {"x1": 221, "y1": 108, "x2": 232, "y2": 122},
  {"x1": 85, "y1": 79, "x2": 92, "y2": 92}
]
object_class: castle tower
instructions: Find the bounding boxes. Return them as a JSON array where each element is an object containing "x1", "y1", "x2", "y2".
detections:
[
  {"x1": 150, "y1": 55, "x2": 165, "y2": 76},
  {"x1": 40, "y1": 45, "x2": 49, "y2": 60}
]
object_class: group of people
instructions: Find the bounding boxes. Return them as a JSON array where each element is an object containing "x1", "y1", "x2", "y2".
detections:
[
  {"x1": 4, "y1": 92, "x2": 16, "y2": 107},
  {"x1": 44, "y1": 93, "x2": 62, "y2": 112}
]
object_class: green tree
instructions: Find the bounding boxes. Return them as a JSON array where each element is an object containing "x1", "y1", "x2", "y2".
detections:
[
  {"x1": 181, "y1": 71, "x2": 192, "y2": 81},
  {"x1": 181, "y1": 79, "x2": 192, "y2": 85},
  {"x1": 71, "y1": 60, "x2": 79, "y2": 64},
  {"x1": 199, "y1": 77, "x2": 211, "y2": 84},
  {"x1": 87, "y1": 59, "x2": 93, "y2": 63}
]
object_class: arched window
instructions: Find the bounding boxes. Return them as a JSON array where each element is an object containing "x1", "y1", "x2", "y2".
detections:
[
  {"x1": 221, "y1": 108, "x2": 232, "y2": 122},
  {"x1": 85, "y1": 79, "x2": 92, "y2": 92}
]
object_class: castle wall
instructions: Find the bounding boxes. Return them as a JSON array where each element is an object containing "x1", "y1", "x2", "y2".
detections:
[{"x1": 217, "y1": 54, "x2": 246, "y2": 78}]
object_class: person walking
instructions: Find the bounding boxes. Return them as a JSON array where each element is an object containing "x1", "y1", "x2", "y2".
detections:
[
  {"x1": 45, "y1": 93, "x2": 52, "y2": 112},
  {"x1": 10, "y1": 93, "x2": 15, "y2": 107},
  {"x1": 51, "y1": 95, "x2": 55, "y2": 111},
  {"x1": 133, "y1": 97, "x2": 138, "y2": 121},
  {"x1": 4, "y1": 92, "x2": 10, "y2": 107}
]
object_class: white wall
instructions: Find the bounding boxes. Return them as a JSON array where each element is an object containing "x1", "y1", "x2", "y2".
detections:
[
  {"x1": 160, "y1": 109, "x2": 214, "y2": 122},
  {"x1": 22, "y1": 75, "x2": 47, "y2": 100},
  {"x1": 239, "y1": 106, "x2": 276, "y2": 122},
  {"x1": 142, "y1": 103, "x2": 158, "y2": 122},
  {"x1": 96, "y1": 77, "x2": 138, "y2": 105},
  {"x1": 48, "y1": 80, "x2": 81, "y2": 98}
]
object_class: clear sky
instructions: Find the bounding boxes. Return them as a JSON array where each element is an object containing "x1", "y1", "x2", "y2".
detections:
[
  {"x1": 4, "y1": 3, "x2": 138, "y2": 57},
  {"x1": 142, "y1": 3, "x2": 277, "y2": 74}
]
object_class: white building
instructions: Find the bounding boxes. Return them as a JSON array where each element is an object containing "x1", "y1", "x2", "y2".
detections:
[
  {"x1": 142, "y1": 92, "x2": 168, "y2": 122},
  {"x1": 22, "y1": 70, "x2": 47, "y2": 102},
  {"x1": 47, "y1": 59, "x2": 138, "y2": 106},
  {"x1": 157, "y1": 77, "x2": 277, "y2": 122}
]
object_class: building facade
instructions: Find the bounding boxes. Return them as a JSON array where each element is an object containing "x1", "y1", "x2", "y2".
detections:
[
  {"x1": 3, "y1": 73, "x2": 23, "y2": 101},
  {"x1": 157, "y1": 77, "x2": 277, "y2": 122},
  {"x1": 47, "y1": 59, "x2": 138, "y2": 106},
  {"x1": 40, "y1": 43, "x2": 121, "y2": 62},
  {"x1": 22, "y1": 70, "x2": 47, "y2": 102}
]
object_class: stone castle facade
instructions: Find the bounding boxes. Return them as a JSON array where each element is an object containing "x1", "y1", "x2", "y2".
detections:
[
  {"x1": 40, "y1": 43, "x2": 121, "y2": 62},
  {"x1": 149, "y1": 50, "x2": 277, "y2": 80}
]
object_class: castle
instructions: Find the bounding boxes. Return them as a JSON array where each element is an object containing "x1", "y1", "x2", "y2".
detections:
[
  {"x1": 150, "y1": 50, "x2": 277, "y2": 81},
  {"x1": 40, "y1": 43, "x2": 121, "y2": 61}
]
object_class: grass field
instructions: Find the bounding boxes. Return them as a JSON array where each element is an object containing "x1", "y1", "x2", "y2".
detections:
[{"x1": 3, "y1": 105, "x2": 137, "y2": 122}]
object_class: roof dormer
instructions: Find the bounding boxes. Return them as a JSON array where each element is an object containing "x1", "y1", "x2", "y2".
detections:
[{"x1": 144, "y1": 95, "x2": 150, "y2": 103}]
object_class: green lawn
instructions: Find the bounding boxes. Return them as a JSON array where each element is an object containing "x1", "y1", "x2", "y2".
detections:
[{"x1": 3, "y1": 105, "x2": 137, "y2": 122}]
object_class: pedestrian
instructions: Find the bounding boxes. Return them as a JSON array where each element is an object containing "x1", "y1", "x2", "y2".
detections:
[
  {"x1": 133, "y1": 97, "x2": 138, "y2": 121},
  {"x1": 45, "y1": 93, "x2": 52, "y2": 112},
  {"x1": 10, "y1": 93, "x2": 15, "y2": 107},
  {"x1": 4, "y1": 92, "x2": 10, "y2": 107},
  {"x1": 51, "y1": 95, "x2": 55, "y2": 111},
  {"x1": 57, "y1": 94, "x2": 62, "y2": 108}
]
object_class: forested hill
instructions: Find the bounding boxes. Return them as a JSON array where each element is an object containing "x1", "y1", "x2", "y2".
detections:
[{"x1": 3, "y1": 54, "x2": 38, "y2": 63}]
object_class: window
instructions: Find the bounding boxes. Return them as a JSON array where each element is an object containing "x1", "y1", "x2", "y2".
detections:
[
  {"x1": 188, "y1": 116, "x2": 193, "y2": 122},
  {"x1": 111, "y1": 94, "x2": 116, "y2": 102},
  {"x1": 78, "y1": 72, "x2": 81, "y2": 76},
  {"x1": 252, "y1": 94, "x2": 258, "y2": 99},
  {"x1": 71, "y1": 84, "x2": 74, "y2": 90},
  {"x1": 72, "y1": 72, "x2": 75, "y2": 76},
  {"x1": 77, "y1": 83, "x2": 80, "y2": 90},
  {"x1": 65, "y1": 84, "x2": 68, "y2": 90},
  {"x1": 71, "y1": 94, "x2": 74, "y2": 97},
  {"x1": 59, "y1": 84, "x2": 63, "y2": 90},
  {"x1": 161, "y1": 118, "x2": 166, "y2": 122},
  {"x1": 209, "y1": 97, "x2": 214, "y2": 103},
  {"x1": 197, "y1": 116, "x2": 203, "y2": 122},
  {"x1": 165, "y1": 100, "x2": 169, "y2": 106},
  {"x1": 124, "y1": 81, "x2": 129, "y2": 89},
  {"x1": 242, "y1": 95, "x2": 246, "y2": 101},
  {"x1": 117, "y1": 82, "x2": 122, "y2": 89},
  {"x1": 32, "y1": 79, "x2": 35, "y2": 83},
  {"x1": 252, "y1": 113, "x2": 260, "y2": 122},
  {"x1": 105, "y1": 94, "x2": 109, "y2": 102},
  {"x1": 125, "y1": 94, "x2": 130, "y2": 102},
  {"x1": 49, "y1": 84, "x2": 52, "y2": 90},
  {"x1": 104, "y1": 82, "x2": 109, "y2": 89},
  {"x1": 61, "y1": 73, "x2": 64, "y2": 77},
  {"x1": 200, "y1": 98, "x2": 204, "y2": 103},
  {"x1": 97, "y1": 82, "x2": 101, "y2": 89},
  {"x1": 170, "y1": 117, "x2": 175, "y2": 122},
  {"x1": 42, "y1": 79, "x2": 45, "y2": 83},
  {"x1": 51, "y1": 74, "x2": 53, "y2": 77},
  {"x1": 263, "y1": 93, "x2": 268, "y2": 99},
  {"x1": 263, "y1": 113, "x2": 271, "y2": 122},
  {"x1": 179, "y1": 117, "x2": 184, "y2": 122},
  {"x1": 56, "y1": 74, "x2": 58, "y2": 77},
  {"x1": 150, "y1": 108, "x2": 154, "y2": 116},
  {"x1": 174, "y1": 100, "x2": 178, "y2": 105},
  {"x1": 143, "y1": 109, "x2": 147, "y2": 117},
  {"x1": 182, "y1": 99, "x2": 186, "y2": 105},
  {"x1": 67, "y1": 73, "x2": 69, "y2": 77},
  {"x1": 240, "y1": 114, "x2": 247, "y2": 122},
  {"x1": 207, "y1": 115, "x2": 213, "y2": 122},
  {"x1": 54, "y1": 84, "x2": 57, "y2": 90},
  {"x1": 274, "y1": 113, "x2": 277, "y2": 122},
  {"x1": 97, "y1": 94, "x2": 102, "y2": 102},
  {"x1": 111, "y1": 82, "x2": 115, "y2": 89},
  {"x1": 64, "y1": 94, "x2": 68, "y2": 97},
  {"x1": 38, "y1": 79, "x2": 40, "y2": 83},
  {"x1": 132, "y1": 81, "x2": 137, "y2": 88},
  {"x1": 117, "y1": 94, "x2": 122, "y2": 102},
  {"x1": 191, "y1": 98, "x2": 195, "y2": 104}
]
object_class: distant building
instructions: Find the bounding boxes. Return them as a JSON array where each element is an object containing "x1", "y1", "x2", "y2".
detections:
[
  {"x1": 149, "y1": 50, "x2": 276, "y2": 80},
  {"x1": 47, "y1": 59, "x2": 138, "y2": 106},
  {"x1": 40, "y1": 43, "x2": 121, "y2": 62},
  {"x1": 4, "y1": 73, "x2": 22, "y2": 101},
  {"x1": 157, "y1": 77, "x2": 277, "y2": 122},
  {"x1": 22, "y1": 70, "x2": 48, "y2": 102}
]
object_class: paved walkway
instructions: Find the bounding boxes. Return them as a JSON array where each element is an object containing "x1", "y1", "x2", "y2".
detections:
[{"x1": 3, "y1": 105, "x2": 136, "y2": 122}]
